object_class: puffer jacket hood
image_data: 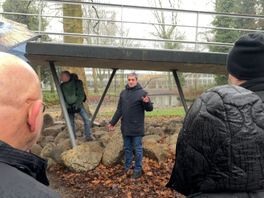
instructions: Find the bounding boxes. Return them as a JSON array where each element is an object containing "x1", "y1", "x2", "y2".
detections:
[{"x1": 167, "y1": 85, "x2": 264, "y2": 196}]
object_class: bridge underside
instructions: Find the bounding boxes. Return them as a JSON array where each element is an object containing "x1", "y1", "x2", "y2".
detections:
[
  {"x1": 26, "y1": 42, "x2": 228, "y2": 147},
  {"x1": 26, "y1": 42, "x2": 227, "y2": 74}
]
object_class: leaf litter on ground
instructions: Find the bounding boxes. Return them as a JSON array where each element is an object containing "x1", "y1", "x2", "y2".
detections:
[{"x1": 48, "y1": 154, "x2": 185, "y2": 198}]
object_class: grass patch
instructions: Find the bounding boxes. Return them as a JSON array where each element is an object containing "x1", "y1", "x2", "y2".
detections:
[
  {"x1": 43, "y1": 91, "x2": 59, "y2": 106},
  {"x1": 146, "y1": 107, "x2": 185, "y2": 117},
  {"x1": 99, "y1": 107, "x2": 185, "y2": 118}
]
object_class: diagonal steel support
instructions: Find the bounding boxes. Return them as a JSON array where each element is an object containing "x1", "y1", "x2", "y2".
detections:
[
  {"x1": 91, "y1": 68, "x2": 118, "y2": 125},
  {"x1": 49, "y1": 61, "x2": 76, "y2": 148},
  {"x1": 172, "y1": 70, "x2": 188, "y2": 113}
]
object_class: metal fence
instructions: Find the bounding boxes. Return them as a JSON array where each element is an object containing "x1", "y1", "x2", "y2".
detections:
[{"x1": 1, "y1": 0, "x2": 264, "y2": 52}]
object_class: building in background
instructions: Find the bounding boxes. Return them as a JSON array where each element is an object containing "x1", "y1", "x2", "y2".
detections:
[{"x1": 184, "y1": 73, "x2": 215, "y2": 87}]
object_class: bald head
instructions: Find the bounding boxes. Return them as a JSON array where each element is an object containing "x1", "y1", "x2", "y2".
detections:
[
  {"x1": 0, "y1": 53, "x2": 43, "y2": 151},
  {"x1": 0, "y1": 53, "x2": 41, "y2": 106}
]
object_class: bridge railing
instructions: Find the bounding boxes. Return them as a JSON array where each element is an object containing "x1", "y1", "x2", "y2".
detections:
[{"x1": 1, "y1": 0, "x2": 264, "y2": 52}]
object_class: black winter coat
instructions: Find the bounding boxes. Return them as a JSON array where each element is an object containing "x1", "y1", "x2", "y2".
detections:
[
  {"x1": 110, "y1": 84, "x2": 153, "y2": 136},
  {"x1": 167, "y1": 84, "x2": 264, "y2": 197},
  {"x1": 0, "y1": 141, "x2": 61, "y2": 198}
]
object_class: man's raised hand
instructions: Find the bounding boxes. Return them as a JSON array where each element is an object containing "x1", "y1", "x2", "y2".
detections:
[{"x1": 142, "y1": 95, "x2": 150, "y2": 103}]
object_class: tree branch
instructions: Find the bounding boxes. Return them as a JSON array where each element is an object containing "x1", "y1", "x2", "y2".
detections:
[{"x1": 90, "y1": 0, "x2": 100, "y2": 34}]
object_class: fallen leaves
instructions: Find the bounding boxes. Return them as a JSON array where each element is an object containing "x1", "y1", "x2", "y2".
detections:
[
  {"x1": 48, "y1": 150, "x2": 184, "y2": 198},
  {"x1": 127, "y1": 191, "x2": 132, "y2": 198}
]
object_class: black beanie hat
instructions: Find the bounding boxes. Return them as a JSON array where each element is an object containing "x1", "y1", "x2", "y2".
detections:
[{"x1": 227, "y1": 32, "x2": 264, "y2": 80}]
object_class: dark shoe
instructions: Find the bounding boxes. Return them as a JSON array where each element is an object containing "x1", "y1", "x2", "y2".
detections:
[
  {"x1": 85, "y1": 136, "x2": 94, "y2": 141},
  {"x1": 131, "y1": 170, "x2": 142, "y2": 179}
]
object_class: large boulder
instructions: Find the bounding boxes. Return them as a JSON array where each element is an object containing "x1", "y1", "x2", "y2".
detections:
[
  {"x1": 93, "y1": 130, "x2": 106, "y2": 139},
  {"x1": 166, "y1": 133, "x2": 179, "y2": 146},
  {"x1": 43, "y1": 114, "x2": 54, "y2": 129},
  {"x1": 166, "y1": 133, "x2": 179, "y2": 155},
  {"x1": 99, "y1": 120, "x2": 108, "y2": 127},
  {"x1": 146, "y1": 126, "x2": 164, "y2": 136},
  {"x1": 99, "y1": 133, "x2": 111, "y2": 147},
  {"x1": 50, "y1": 139, "x2": 73, "y2": 164},
  {"x1": 50, "y1": 146, "x2": 64, "y2": 164},
  {"x1": 92, "y1": 126, "x2": 105, "y2": 133},
  {"x1": 164, "y1": 121, "x2": 182, "y2": 135},
  {"x1": 143, "y1": 142, "x2": 169, "y2": 162},
  {"x1": 54, "y1": 131, "x2": 69, "y2": 144},
  {"x1": 149, "y1": 121, "x2": 163, "y2": 128},
  {"x1": 31, "y1": 144, "x2": 42, "y2": 156},
  {"x1": 40, "y1": 143, "x2": 56, "y2": 160},
  {"x1": 40, "y1": 136, "x2": 55, "y2": 147},
  {"x1": 169, "y1": 144, "x2": 177, "y2": 155},
  {"x1": 47, "y1": 158, "x2": 57, "y2": 169},
  {"x1": 155, "y1": 127, "x2": 165, "y2": 137},
  {"x1": 102, "y1": 132, "x2": 124, "y2": 166},
  {"x1": 57, "y1": 139, "x2": 72, "y2": 151},
  {"x1": 61, "y1": 142, "x2": 103, "y2": 172},
  {"x1": 143, "y1": 135, "x2": 161, "y2": 144},
  {"x1": 145, "y1": 126, "x2": 155, "y2": 136},
  {"x1": 45, "y1": 135, "x2": 55, "y2": 142},
  {"x1": 42, "y1": 124, "x2": 65, "y2": 137},
  {"x1": 75, "y1": 119, "x2": 84, "y2": 133}
]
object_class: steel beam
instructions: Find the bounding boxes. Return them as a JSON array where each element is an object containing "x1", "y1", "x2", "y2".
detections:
[
  {"x1": 172, "y1": 70, "x2": 188, "y2": 113},
  {"x1": 49, "y1": 61, "x2": 76, "y2": 147},
  {"x1": 91, "y1": 68, "x2": 118, "y2": 125}
]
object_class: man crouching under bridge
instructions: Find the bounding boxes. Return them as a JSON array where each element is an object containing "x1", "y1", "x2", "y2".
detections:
[{"x1": 167, "y1": 32, "x2": 264, "y2": 197}]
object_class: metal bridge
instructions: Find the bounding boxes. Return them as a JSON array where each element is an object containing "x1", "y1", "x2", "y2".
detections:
[{"x1": 1, "y1": 0, "x2": 263, "y2": 147}]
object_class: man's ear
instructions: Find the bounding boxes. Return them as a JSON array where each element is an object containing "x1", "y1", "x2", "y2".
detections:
[{"x1": 27, "y1": 100, "x2": 42, "y2": 132}]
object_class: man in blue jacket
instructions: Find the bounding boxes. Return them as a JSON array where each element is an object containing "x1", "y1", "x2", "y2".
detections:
[{"x1": 108, "y1": 72, "x2": 153, "y2": 179}]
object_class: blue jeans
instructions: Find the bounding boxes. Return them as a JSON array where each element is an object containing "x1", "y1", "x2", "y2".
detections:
[
  {"x1": 69, "y1": 107, "x2": 91, "y2": 139},
  {"x1": 123, "y1": 136, "x2": 143, "y2": 172}
]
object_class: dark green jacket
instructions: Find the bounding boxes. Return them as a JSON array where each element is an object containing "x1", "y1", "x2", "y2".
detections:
[{"x1": 60, "y1": 77, "x2": 85, "y2": 109}]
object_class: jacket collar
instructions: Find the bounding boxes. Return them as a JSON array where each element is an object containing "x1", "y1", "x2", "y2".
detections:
[
  {"x1": 125, "y1": 83, "x2": 142, "y2": 90},
  {"x1": 240, "y1": 77, "x2": 264, "y2": 101},
  {"x1": 240, "y1": 77, "x2": 264, "y2": 92},
  {"x1": 0, "y1": 141, "x2": 49, "y2": 186}
]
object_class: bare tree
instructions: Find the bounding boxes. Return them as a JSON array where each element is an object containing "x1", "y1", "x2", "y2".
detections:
[
  {"x1": 150, "y1": 0, "x2": 185, "y2": 89},
  {"x1": 150, "y1": 0, "x2": 184, "y2": 49},
  {"x1": 82, "y1": 4, "x2": 134, "y2": 92}
]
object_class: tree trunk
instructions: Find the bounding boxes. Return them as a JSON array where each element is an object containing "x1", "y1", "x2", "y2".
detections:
[
  {"x1": 63, "y1": 4, "x2": 91, "y2": 115},
  {"x1": 92, "y1": 68, "x2": 99, "y2": 93},
  {"x1": 49, "y1": 74, "x2": 55, "y2": 93}
]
